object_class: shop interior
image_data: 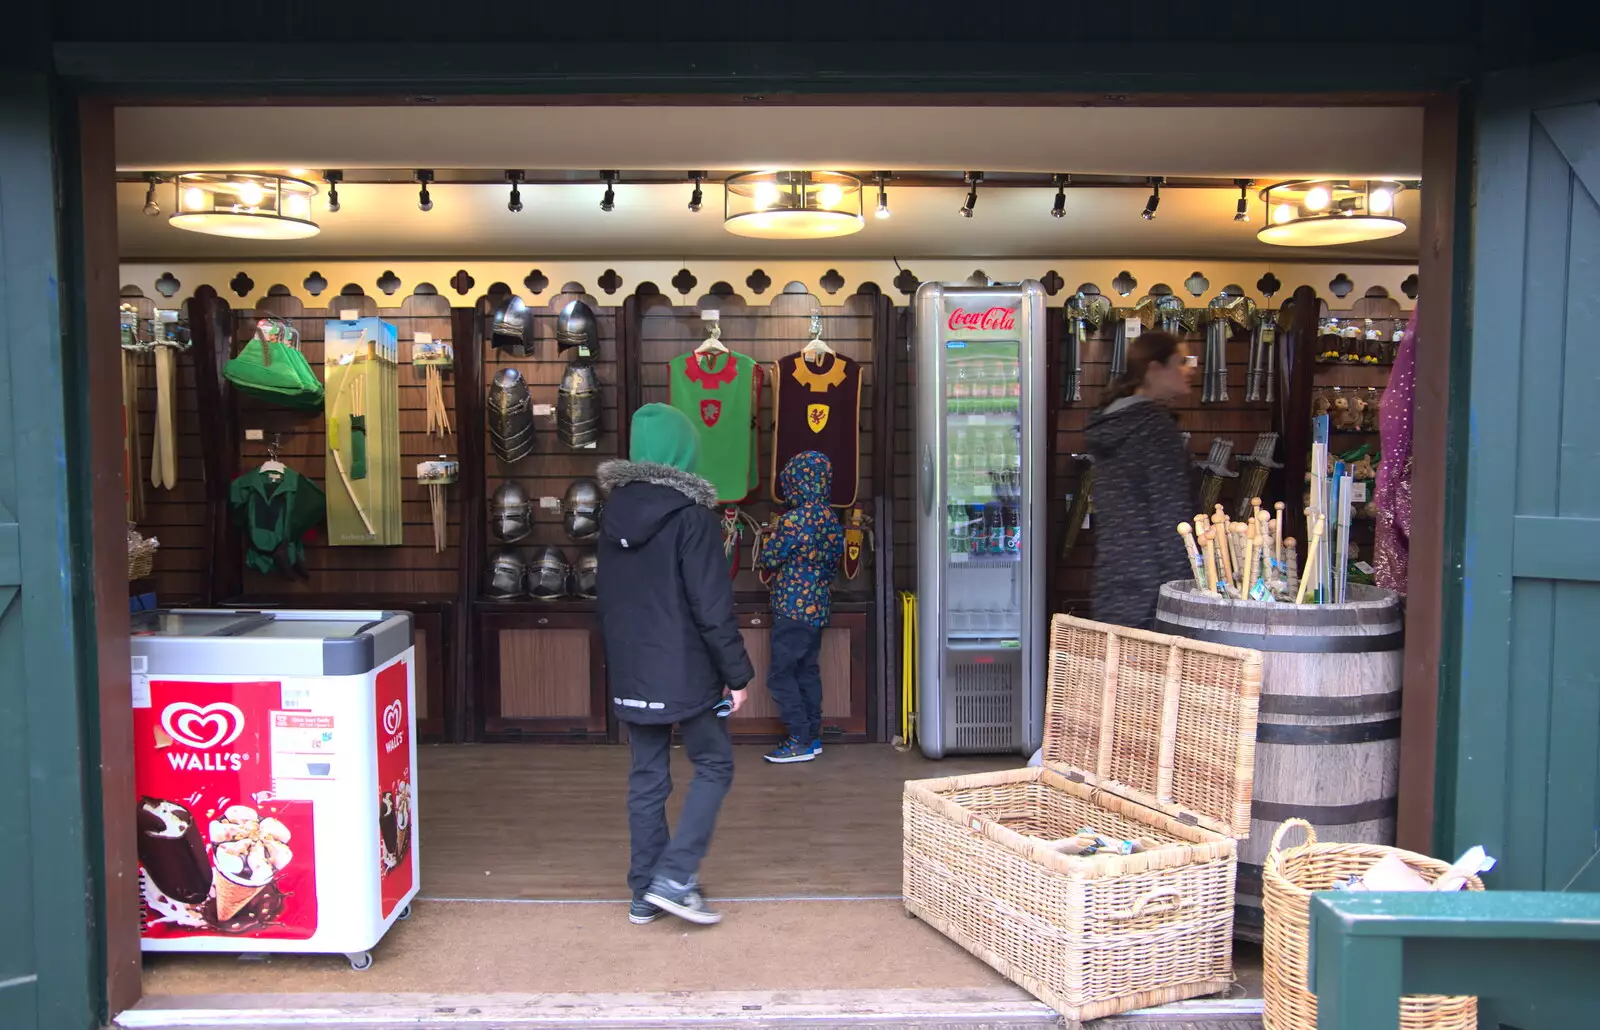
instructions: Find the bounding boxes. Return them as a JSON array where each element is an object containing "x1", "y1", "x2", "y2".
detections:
[{"x1": 109, "y1": 101, "x2": 1422, "y2": 1019}]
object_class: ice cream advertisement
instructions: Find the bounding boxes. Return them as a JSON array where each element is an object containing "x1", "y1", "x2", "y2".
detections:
[
  {"x1": 374, "y1": 660, "x2": 414, "y2": 918},
  {"x1": 134, "y1": 680, "x2": 320, "y2": 939}
]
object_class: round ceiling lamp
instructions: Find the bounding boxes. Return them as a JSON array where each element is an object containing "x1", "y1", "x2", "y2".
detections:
[
  {"x1": 168, "y1": 172, "x2": 321, "y2": 240},
  {"x1": 723, "y1": 171, "x2": 865, "y2": 239},
  {"x1": 1256, "y1": 179, "x2": 1409, "y2": 247}
]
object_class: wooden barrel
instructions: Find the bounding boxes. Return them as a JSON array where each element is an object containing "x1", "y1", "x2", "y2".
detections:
[{"x1": 1153, "y1": 582, "x2": 1403, "y2": 941}]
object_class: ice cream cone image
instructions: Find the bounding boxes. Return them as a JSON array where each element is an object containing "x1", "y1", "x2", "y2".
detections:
[
  {"x1": 207, "y1": 805, "x2": 294, "y2": 931},
  {"x1": 213, "y1": 869, "x2": 265, "y2": 922}
]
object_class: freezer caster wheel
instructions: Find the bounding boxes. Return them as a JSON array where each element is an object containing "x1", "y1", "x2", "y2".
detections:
[
  {"x1": 347, "y1": 951, "x2": 374, "y2": 972},
  {"x1": 397, "y1": 904, "x2": 413, "y2": 921}
]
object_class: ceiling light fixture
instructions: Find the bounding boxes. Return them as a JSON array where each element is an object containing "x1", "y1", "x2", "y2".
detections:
[
  {"x1": 960, "y1": 172, "x2": 983, "y2": 219},
  {"x1": 505, "y1": 170, "x2": 524, "y2": 213},
  {"x1": 874, "y1": 172, "x2": 891, "y2": 219},
  {"x1": 166, "y1": 172, "x2": 320, "y2": 240},
  {"x1": 1234, "y1": 179, "x2": 1252, "y2": 222},
  {"x1": 324, "y1": 170, "x2": 342, "y2": 213},
  {"x1": 415, "y1": 169, "x2": 434, "y2": 212},
  {"x1": 1257, "y1": 179, "x2": 1410, "y2": 246},
  {"x1": 600, "y1": 171, "x2": 618, "y2": 212},
  {"x1": 142, "y1": 173, "x2": 161, "y2": 216},
  {"x1": 1051, "y1": 174, "x2": 1069, "y2": 219},
  {"x1": 687, "y1": 172, "x2": 705, "y2": 213},
  {"x1": 1141, "y1": 177, "x2": 1163, "y2": 221},
  {"x1": 723, "y1": 171, "x2": 864, "y2": 239}
]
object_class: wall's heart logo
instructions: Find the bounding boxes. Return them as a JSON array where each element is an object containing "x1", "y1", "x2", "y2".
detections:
[
  {"x1": 382, "y1": 700, "x2": 404, "y2": 736},
  {"x1": 161, "y1": 702, "x2": 246, "y2": 750}
]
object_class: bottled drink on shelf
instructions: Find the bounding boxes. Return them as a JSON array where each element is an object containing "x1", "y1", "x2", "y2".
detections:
[
  {"x1": 966, "y1": 504, "x2": 988, "y2": 557},
  {"x1": 1002, "y1": 500, "x2": 1021, "y2": 553},
  {"x1": 949, "y1": 358, "x2": 971, "y2": 413},
  {"x1": 983, "y1": 501, "x2": 1005, "y2": 556},
  {"x1": 947, "y1": 503, "x2": 968, "y2": 556}
]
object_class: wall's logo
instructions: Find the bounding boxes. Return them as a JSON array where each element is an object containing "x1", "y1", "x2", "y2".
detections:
[
  {"x1": 382, "y1": 701, "x2": 404, "y2": 737},
  {"x1": 161, "y1": 702, "x2": 246, "y2": 750}
]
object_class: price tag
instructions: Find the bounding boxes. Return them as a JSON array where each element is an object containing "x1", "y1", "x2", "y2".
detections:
[
  {"x1": 338, "y1": 309, "x2": 360, "y2": 321},
  {"x1": 539, "y1": 496, "x2": 561, "y2": 510},
  {"x1": 1352, "y1": 481, "x2": 1370, "y2": 503},
  {"x1": 532, "y1": 403, "x2": 554, "y2": 417},
  {"x1": 1355, "y1": 561, "x2": 1376, "y2": 576},
  {"x1": 414, "y1": 331, "x2": 432, "y2": 344},
  {"x1": 1125, "y1": 317, "x2": 1142, "y2": 338}
]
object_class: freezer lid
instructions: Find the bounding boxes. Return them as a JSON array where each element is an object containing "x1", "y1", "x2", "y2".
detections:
[{"x1": 130, "y1": 609, "x2": 414, "y2": 677}]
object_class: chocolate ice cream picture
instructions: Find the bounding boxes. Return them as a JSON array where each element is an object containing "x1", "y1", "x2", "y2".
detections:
[
  {"x1": 378, "y1": 792, "x2": 398, "y2": 869},
  {"x1": 394, "y1": 780, "x2": 411, "y2": 862},
  {"x1": 208, "y1": 805, "x2": 294, "y2": 925},
  {"x1": 137, "y1": 797, "x2": 211, "y2": 905}
]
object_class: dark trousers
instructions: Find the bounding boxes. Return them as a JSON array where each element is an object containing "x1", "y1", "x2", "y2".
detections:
[
  {"x1": 625, "y1": 706, "x2": 734, "y2": 894},
  {"x1": 768, "y1": 616, "x2": 823, "y2": 742}
]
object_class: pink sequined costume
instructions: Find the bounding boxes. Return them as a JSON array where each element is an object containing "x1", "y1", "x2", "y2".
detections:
[{"x1": 1374, "y1": 315, "x2": 1417, "y2": 594}]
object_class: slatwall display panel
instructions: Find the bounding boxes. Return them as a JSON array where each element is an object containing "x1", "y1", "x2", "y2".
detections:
[
  {"x1": 123, "y1": 289, "x2": 209, "y2": 602},
  {"x1": 892, "y1": 307, "x2": 917, "y2": 594},
  {"x1": 1051, "y1": 319, "x2": 1274, "y2": 613},
  {"x1": 635, "y1": 284, "x2": 878, "y2": 602},
  {"x1": 478, "y1": 284, "x2": 620, "y2": 599},
  {"x1": 232, "y1": 286, "x2": 461, "y2": 597}
]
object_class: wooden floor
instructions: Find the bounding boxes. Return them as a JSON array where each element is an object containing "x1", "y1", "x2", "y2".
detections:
[{"x1": 417, "y1": 742, "x2": 1012, "y2": 900}]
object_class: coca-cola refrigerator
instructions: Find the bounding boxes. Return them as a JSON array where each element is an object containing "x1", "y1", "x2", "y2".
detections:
[
  {"x1": 913, "y1": 281, "x2": 1048, "y2": 758},
  {"x1": 129, "y1": 609, "x2": 418, "y2": 971}
]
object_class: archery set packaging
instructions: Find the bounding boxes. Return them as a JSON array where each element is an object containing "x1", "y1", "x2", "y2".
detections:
[{"x1": 325, "y1": 317, "x2": 403, "y2": 546}]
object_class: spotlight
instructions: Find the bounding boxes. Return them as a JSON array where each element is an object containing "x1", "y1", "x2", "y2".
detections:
[
  {"x1": 600, "y1": 171, "x2": 618, "y2": 213},
  {"x1": 324, "y1": 170, "x2": 342, "y2": 213},
  {"x1": 142, "y1": 173, "x2": 161, "y2": 216},
  {"x1": 874, "y1": 172, "x2": 891, "y2": 219},
  {"x1": 1051, "y1": 174, "x2": 1069, "y2": 219},
  {"x1": 1306, "y1": 184, "x2": 1331, "y2": 211},
  {"x1": 960, "y1": 171, "x2": 983, "y2": 218},
  {"x1": 415, "y1": 169, "x2": 434, "y2": 213},
  {"x1": 506, "y1": 170, "x2": 524, "y2": 213},
  {"x1": 687, "y1": 172, "x2": 705, "y2": 213},
  {"x1": 1234, "y1": 179, "x2": 1253, "y2": 223},
  {"x1": 1141, "y1": 177, "x2": 1163, "y2": 221},
  {"x1": 1370, "y1": 186, "x2": 1394, "y2": 215}
]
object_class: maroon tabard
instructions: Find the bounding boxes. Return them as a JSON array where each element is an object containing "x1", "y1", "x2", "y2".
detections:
[{"x1": 771, "y1": 352, "x2": 862, "y2": 507}]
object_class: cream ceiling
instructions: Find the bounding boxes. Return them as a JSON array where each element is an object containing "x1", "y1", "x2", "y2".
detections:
[{"x1": 114, "y1": 104, "x2": 1423, "y2": 262}]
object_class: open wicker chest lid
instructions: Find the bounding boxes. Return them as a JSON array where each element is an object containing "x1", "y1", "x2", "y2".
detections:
[{"x1": 1041, "y1": 614, "x2": 1263, "y2": 839}]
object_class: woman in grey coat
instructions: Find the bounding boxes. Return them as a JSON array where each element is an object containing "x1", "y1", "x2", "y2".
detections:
[{"x1": 1084, "y1": 330, "x2": 1198, "y2": 629}]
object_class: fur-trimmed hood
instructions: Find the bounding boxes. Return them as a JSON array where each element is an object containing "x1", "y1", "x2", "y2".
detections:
[{"x1": 598, "y1": 459, "x2": 718, "y2": 508}]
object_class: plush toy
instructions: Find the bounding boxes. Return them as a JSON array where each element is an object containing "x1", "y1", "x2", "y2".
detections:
[
  {"x1": 1343, "y1": 395, "x2": 1368, "y2": 431},
  {"x1": 1352, "y1": 455, "x2": 1376, "y2": 481},
  {"x1": 1312, "y1": 394, "x2": 1332, "y2": 419},
  {"x1": 1331, "y1": 395, "x2": 1351, "y2": 428}
]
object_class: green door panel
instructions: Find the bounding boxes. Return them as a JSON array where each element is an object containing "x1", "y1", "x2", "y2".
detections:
[{"x1": 1452, "y1": 69, "x2": 1600, "y2": 893}]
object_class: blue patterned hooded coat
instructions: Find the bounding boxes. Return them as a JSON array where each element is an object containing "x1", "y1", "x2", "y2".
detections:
[{"x1": 758, "y1": 451, "x2": 846, "y2": 627}]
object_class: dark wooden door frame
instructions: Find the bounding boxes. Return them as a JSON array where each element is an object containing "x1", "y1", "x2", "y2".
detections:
[{"x1": 62, "y1": 81, "x2": 1462, "y2": 1024}]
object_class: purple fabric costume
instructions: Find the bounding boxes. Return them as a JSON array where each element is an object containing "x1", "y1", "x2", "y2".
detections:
[{"x1": 1374, "y1": 315, "x2": 1417, "y2": 594}]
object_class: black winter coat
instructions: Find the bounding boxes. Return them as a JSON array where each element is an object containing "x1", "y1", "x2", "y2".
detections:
[
  {"x1": 595, "y1": 459, "x2": 754, "y2": 725},
  {"x1": 1085, "y1": 397, "x2": 1197, "y2": 630}
]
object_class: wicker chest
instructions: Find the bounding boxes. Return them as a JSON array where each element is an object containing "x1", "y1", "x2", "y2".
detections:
[{"x1": 903, "y1": 614, "x2": 1262, "y2": 1023}]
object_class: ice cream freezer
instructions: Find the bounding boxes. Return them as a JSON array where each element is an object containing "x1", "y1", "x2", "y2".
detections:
[{"x1": 130, "y1": 609, "x2": 419, "y2": 970}]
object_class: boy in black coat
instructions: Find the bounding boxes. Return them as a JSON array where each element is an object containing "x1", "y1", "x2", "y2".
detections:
[{"x1": 597, "y1": 403, "x2": 754, "y2": 926}]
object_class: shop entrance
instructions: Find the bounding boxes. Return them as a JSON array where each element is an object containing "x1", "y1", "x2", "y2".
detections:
[{"x1": 86, "y1": 98, "x2": 1439, "y2": 1027}]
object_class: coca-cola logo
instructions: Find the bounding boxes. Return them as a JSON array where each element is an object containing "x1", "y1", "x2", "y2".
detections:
[
  {"x1": 947, "y1": 306, "x2": 1017, "y2": 332},
  {"x1": 161, "y1": 702, "x2": 246, "y2": 750},
  {"x1": 382, "y1": 701, "x2": 404, "y2": 736}
]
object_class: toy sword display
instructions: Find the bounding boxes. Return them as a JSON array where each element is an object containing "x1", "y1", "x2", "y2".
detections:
[
  {"x1": 1195, "y1": 437, "x2": 1237, "y2": 514},
  {"x1": 1062, "y1": 290, "x2": 1111, "y2": 404}
]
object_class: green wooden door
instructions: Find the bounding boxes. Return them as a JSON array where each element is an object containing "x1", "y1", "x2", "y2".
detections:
[
  {"x1": 0, "y1": 72, "x2": 99, "y2": 1029},
  {"x1": 1448, "y1": 63, "x2": 1600, "y2": 893}
]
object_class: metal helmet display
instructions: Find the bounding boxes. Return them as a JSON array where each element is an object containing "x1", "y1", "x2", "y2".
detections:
[
  {"x1": 485, "y1": 547, "x2": 526, "y2": 600},
  {"x1": 556, "y1": 355, "x2": 602, "y2": 449},
  {"x1": 489, "y1": 480, "x2": 534, "y2": 542},
  {"x1": 486, "y1": 367, "x2": 535, "y2": 462},
  {"x1": 555, "y1": 298, "x2": 598, "y2": 353},
  {"x1": 570, "y1": 551, "x2": 598, "y2": 599},
  {"x1": 490, "y1": 294, "x2": 535, "y2": 356},
  {"x1": 561, "y1": 477, "x2": 604, "y2": 541},
  {"x1": 525, "y1": 545, "x2": 570, "y2": 600}
]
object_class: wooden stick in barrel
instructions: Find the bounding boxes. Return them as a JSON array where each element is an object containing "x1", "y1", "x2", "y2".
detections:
[
  {"x1": 1283, "y1": 536, "x2": 1299, "y2": 600},
  {"x1": 1295, "y1": 515, "x2": 1327, "y2": 604},
  {"x1": 1201, "y1": 528, "x2": 1221, "y2": 597},
  {"x1": 1177, "y1": 523, "x2": 1214, "y2": 595},
  {"x1": 1239, "y1": 519, "x2": 1256, "y2": 599},
  {"x1": 1274, "y1": 501, "x2": 1285, "y2": 570},
  {"x1": 1211, "y1": 510, "x2": 1235, "y2": 592},
  {"x1": 1258, "y1": 510, "x2": 1274, "y2": 595}
]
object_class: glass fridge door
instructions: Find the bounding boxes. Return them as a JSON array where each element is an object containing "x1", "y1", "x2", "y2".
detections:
[{"x1": 941, "y1": 338, "x2": 1024, "y2": 645}]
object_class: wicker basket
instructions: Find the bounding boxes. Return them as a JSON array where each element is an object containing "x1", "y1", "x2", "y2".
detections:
[
  {"x1": 128, "y1": 534, "x2": 158, "y2": 581},
  {"x1": 903, "y1": 614, "x2": 1262, "y2": 1023},
  {"x1": 1261, "y1": 819, "x2": 1483, "y2": 1030}
]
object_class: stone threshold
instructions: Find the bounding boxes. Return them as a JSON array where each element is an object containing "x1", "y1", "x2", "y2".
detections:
[{"x1": 116, "y1": 988, "x2": 1264, "y2": 1029}]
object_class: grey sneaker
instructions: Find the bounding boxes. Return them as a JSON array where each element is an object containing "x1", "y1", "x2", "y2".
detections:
[
  {"x1": 628, "y1": 893, "x2": 661, "y2": 925},
  {"x1": 643, "y1": 876, "x2": 722, "y2": 925}
]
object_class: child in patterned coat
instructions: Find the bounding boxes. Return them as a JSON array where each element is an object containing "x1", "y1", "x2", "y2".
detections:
[{"x1": 756, "y1": 451, "x2": 845, "y2": 763}]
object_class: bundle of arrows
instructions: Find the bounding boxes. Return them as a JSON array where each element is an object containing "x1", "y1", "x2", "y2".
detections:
[{"x1": 1176, "y1": 498, "x2": 1310, "y2": 603}]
